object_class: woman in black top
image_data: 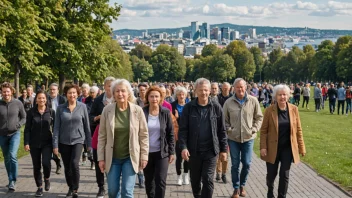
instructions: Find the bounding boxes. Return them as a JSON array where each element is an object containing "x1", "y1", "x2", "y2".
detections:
[{"x1": 24, "y1": 90, "x2": 55, "y2": 197}]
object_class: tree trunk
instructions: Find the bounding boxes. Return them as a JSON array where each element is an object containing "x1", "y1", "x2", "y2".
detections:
[
  {"x1": 59, "y1": 71, "x2": 66, "y2": 94},
  {"x1": 14, "y1": 62, "x2": 20, "y2": 98}
]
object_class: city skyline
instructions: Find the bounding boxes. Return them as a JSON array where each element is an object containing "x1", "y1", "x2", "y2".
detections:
[{"x1": 109, "y1": 0, "x2": 352, "y2": 30}]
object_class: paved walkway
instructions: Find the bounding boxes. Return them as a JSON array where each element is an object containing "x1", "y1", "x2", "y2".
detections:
[{"x1": 0, "y1": 154, "x2": 350, "y2": 198}]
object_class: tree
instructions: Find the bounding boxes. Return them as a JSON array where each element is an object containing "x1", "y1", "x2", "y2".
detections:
[
  {"x1": 205, "y1": 54, "x2": 235, "y2": 82},
  {"x1": 287, "y1": 46, "x2": 306, "y2": 82},
  {"x1": 130, "y1": 44, "x2": 152, "y2": 61},
  {"x1": 303, "y1": 45, "x2": 316, "y2": 81},
  {"x1": 336, "y1": 43, "x2": 352, "y2": 80},
  {"x1": 201, "y1": 44, "x2": 219, "y2": 57},
  {"x1": 313, "y1": 40, "x2": 335, "y2": 81},
  {"x1": 131, "y1": 55, "x2": 153, "y2": 82},
  {"x1": 250, "y1": 47, "x2": 264, "y2": 82}
]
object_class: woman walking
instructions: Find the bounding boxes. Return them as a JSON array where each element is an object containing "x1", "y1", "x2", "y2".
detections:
[
  {"x1": 24, "y1": 90, "x2": 55, "y2": 197},
  {"x1": 302, "y1": 83, "x2": 310, "y2": 109},
  {"x1": 98, "y1": 79, "x2": 149, "y2": 198},
  {"x1": 314, "y1": 83, "x2": 322, "y2": 112},
  {"x1": 53, "y1": 84, "x2": 92, "y2": 198},
  {"x1": 260, "y1": 84, "x2": 306, "y2": 198},
  {"x1": 142, "y1": 86, "x2": 175, "y2": 198}
]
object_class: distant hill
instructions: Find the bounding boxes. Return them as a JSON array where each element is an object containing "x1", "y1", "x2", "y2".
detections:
[{"x1": 113, "y1": 23, "x2": 352, "y2": 38}]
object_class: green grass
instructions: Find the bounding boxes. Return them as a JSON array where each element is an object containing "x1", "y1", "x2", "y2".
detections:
[
  {"x1": 0, "y1": 128, "x2": 28, "y2": 162},
  {"x1": 254, "y1": 92, "x2": 352, "y2": 192}
]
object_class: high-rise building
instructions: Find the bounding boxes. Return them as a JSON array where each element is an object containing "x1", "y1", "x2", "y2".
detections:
[
  {"x1": 211, "y1": 27, "x2": 219, "y2": 40},
  {"x1": 230, "y1": 31, "x2": 240, "y2": 40},
  {"x1": 178, "y1": 29, "x2": 184, "y2": 39},
  {"x1": 249, "y1": 28, "x2": 257, "y2": 39},
  {"x1": 221, "y1": 27, "x2": 230, "y2": 40},
  {"x1": 191, "y1": 21, "x2": 199, "y2": 40},
  {"x1": 201, "y1": 22, "x2": 210, "y2": 39}
]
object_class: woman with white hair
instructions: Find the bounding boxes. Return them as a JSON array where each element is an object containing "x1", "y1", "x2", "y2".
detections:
[
  {"x1": 260, "y1": 84, "x2": 306, "y2": 198},
  {"x1": 170, "y1": 86, "x2": 190, "y2": 186},
  {"x1": 97, "y1": 79, "x2": 149, "y2": 198}
]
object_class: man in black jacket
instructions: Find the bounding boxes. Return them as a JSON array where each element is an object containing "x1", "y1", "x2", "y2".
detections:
[
  {"x1": 327, "y1": 83, "x2": 338, "y2": 114},
  {"x1": 179, "y1": 78, "x2": 228, "y2": 198}
]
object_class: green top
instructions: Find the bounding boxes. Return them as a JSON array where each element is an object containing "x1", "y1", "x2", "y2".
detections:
[{"x1": 113, "y1": 105, "x2": 130, "y2": 159}]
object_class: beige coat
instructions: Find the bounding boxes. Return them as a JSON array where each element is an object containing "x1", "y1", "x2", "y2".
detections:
[
  {"x1": 260, "y1": 103, "x2": 306, "y2": 164},
  {"x1": 97, "y1": 101, "x2": 149, "y2": 173}
]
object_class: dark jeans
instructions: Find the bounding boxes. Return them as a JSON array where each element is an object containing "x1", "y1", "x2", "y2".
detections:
[
  {"x1": 266, "y1": 147, "x2": 293, "y2": 198},
  {"x1": 322, "y1": 96, "x2": 327, "y2": 109},
  {"x1": 346, "y1": 98, "x2": 352, "y2": 114},
  {"x1": 59, "y1": 143, "x2": 83, "y2": 191},
  {"x1": 302, "y1": 96, "x2": 309, "y2": 108},
  {"x1": 338, "y1": 100, "x2": 345, "y2": 115},
  {"x1": 176, "y1": 141, "x2": 188, "y2": 175},
  {"x1": 294, "y1": 95, "x2": 300, "y2": 106},
  {"x1": 188, "y1": 154, "x2": 217, "y2": 198},
  {"x1": 314, "y1": 98, "x2": 321, "y2": 111},
  {"x1": 144, "y1": 152, "x2": 169, "y2": 198},
  {"x1": 93, "y1": 149, "x2": 104, "y2": 187},
  {"x1": 329, "y1": 98, "x2": 336, "y2": 113},
  {"x1": 30, "y1": 145, "x2": 52, "y2": 187}
]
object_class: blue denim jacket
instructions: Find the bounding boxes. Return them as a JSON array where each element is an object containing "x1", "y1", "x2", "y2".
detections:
[{"x1": 337, "y1": 87, "x2": 346, "y2": 101}]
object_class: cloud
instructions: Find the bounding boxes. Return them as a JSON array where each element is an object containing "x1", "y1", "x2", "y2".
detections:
[
  {"x1": 294, "y1": 1, "x2": 319, "y2": 10},
  {"x1": 203, "y1": 5, "x2": 209, "y2": 14}
]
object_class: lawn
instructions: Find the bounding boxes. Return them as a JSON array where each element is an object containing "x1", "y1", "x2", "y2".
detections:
[{"x1": 254, "y1": 94, "x2": 352, "y2": 192}]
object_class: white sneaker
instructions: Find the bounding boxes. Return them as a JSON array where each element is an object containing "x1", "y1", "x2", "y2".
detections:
[
  {"x1": 177, "y1": 175, "x2": 183, "y2": 186},
  {"x1": 183, "y1": 173, "x2": 190, "y2": 185}
]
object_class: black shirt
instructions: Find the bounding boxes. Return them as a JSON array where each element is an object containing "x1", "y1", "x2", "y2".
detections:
[
  {"x1": 278, "y1": 106, "x2": 291, "y2": 149},
  {"x1": 196, "y1": 103, "x2": 214, "y2": 156},
  {"x1": 218, "y1": 93, "x2": 233, "y2": 107}
]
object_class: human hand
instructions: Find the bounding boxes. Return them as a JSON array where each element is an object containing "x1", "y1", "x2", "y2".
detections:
[
  {"x1": 24, "y1": 145, "x2": 30, "y2": 152},
  {"x1": 301, "y1": 153, "x2": 306, "y2": 157},
  {"x1": 53, "y1": 148, "x2": 59, "y2": 156},
  {"x1": 181, "y1": 149, "x2": 190, "y2": 161},
  {"x1": 99, "y1": 160, "x2": 105, "y2": 173},
  {"x1": 140, "y1": 160, "x2": 148, "y2": 169},
  {"x1": 260, "y1": 149, "x2": 267, "y2": 157},
  {"x1": 169, "y1": 155, "x2": 175, "y2": 164},
  {"x1": 220, "y1": 152, "x2": 227, "y2": 162},
  {"x1": 94, "y1": 115, "x2": 101, "y2": 122},
  {"x1": 175, "y1": 110, "x2": 179, "y2": 119}
]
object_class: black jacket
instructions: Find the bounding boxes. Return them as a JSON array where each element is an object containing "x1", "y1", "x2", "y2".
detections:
[
  {"x1": 47, "y1": 94, "x2": 66, "y2": 109},
  {"x1": 84, "y1": 96, "x2": 95, "y2": 114},
  {"x1": 218, "y1": 93, "x2": 233, "y2": 107},
  {"x1": 143, "y1": 105, "x2": 175, "y2": 158},
  {"x1": 327, "y1": 88, "x2": 338, "y2": 99},
  {"x1": 171, "y1": 100, "x2": 186, "y2": 124},
  {"x1": 89, "y1": 93, "x2": 106, "y2": 127},
  {"x1": 178, "y1": 98, "x2": 227, "y2": 157},
  {"x1": 24, "y1": 107, "x2": 55, "y2": 148}
]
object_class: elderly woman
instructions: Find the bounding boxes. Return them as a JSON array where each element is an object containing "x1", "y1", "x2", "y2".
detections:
[
  {"x1": 171, "y1": 86, "x2": 190, "y2": 186},
  {"x1": 314, "y1": 83, "x2": 322, "y2": 112},
  {"x1": 53, "y1": 84, "x2": 91, "y2": 198},
  {"x1": 85, "y1": 86, "x2": 99, "y2": 114},
  {"x1": 260, "y1": 84, "x2": 306, "y2": 198},
  {"x1": 98, "y1": 79, "x2": 149, "y2": 198},
  {"x1": 142, "y1": 86, "x2": 175, "y2": 198}
]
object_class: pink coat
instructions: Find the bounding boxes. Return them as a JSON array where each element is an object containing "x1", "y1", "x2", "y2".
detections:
[
  {"x1": 92, "y1": 125, "x2": 100, "y2": 150},
  {"x1": 162, "y1": 101, "x2": 172, "y2": 112}
]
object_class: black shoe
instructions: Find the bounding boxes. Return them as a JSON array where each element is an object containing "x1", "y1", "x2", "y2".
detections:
[
  {"x1": 267, "y1": 191, "x2": 275, "y2": 198},
  {"x1": 96, "y1": 187, "x2": 105, "y2": 198},
  {"x1": 215, "y1": 173, "x2": 221, "y2": 181},
  {"x1": 35, "y1": 188, "x2": 43, "y2": 197},
  {"x1": 66, "y1": 189, "x2": 73, "y2": 197},
  {"x1": 221, "y1": 174, "x2": 227, "y2": 184},
  {"x1": 72, "y1": 192, "x2": 78, "y2": 198},
  {"x1": 44, "y1": 179, "x2": 50, "y2": 191},
  {"x1": 56, "y1": 165, "x2": 62, "y2": 174}
]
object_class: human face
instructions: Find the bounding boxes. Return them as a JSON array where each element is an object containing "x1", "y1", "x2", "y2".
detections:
[
  {"x1": 276, "y1": 90, "x2": 288, "y2": 106},
  {"x1": 67, "y1": 88, "x2": 78, "y2": 103},
  {"x1": 27, "y1": 87, "x2": 33, "y2": 96},
  {"x1": 114, "y1": 84, "x2": 129, "y2": 104},
  {"x1": 196, "y1": 83, "x2": 210, "y2": 103},
  {"x1": 89, "y1": 90, "x2": 98, "y2": 99},
  {"x1": 1, "y1": 87, "x2": 12, "y2": 102},
  {"x1": 234, "y1": 81, "x2": 246, "y2": 99},
  {"x1": 221, "y1": 84, "x2": 230, "y2": 96},
  {"x1": 211, "y1": 85, "x2": 218, "y2": 96},
  {"x1": 36, "y1": 93, "x2": 47, "y2": 107},
  {"x1": 148, "y1": 91, "x2": 161, "y2": 106},
  {"x1": 139, "y1": 86, "x2": 146, "y2": 98},
  {"x1": 104, "y1": 81, "x2": 113, "y2": 98},
  {"x1": 160, "y1": 87, "x2": 166, "y2": 98},
  {"x1": 22, "y1": 90, "x2": 27, "y2": 97},
  {"x1": 49, "y1": 86, "x2": 59, "y2": 98},
  {"x1": 82, "y1": 88, "x2": 89, "y2": 97},
  {"x1": 177, "y1": 91, "x2": 186, "y2": 102}
]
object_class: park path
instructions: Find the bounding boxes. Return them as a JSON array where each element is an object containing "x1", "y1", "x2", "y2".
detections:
[{"x1": 0, "y1": 153, "x2": 350, "y2": 198}]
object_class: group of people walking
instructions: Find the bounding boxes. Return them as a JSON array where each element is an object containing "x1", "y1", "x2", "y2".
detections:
[{"x1": 0, "y1": 77, "x2": 307, "y2": 198}]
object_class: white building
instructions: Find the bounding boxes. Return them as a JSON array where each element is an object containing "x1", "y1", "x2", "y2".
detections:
[
  {"x1": 249, "y1": 28, "x2": 257, "y2": 39},
  {"x1": 185, "y1": 46, "x2": 203, "y2": 56}
]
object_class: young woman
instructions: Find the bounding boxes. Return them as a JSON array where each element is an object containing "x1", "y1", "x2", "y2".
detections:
[{"x1": 24, "y1": 90, "x2": 55, "y2": 197}]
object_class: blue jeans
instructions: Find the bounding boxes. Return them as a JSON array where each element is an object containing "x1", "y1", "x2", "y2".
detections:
[
  {"x1": 0, "y1": 131, "x2": 21, "y2": 183},
  {"x1": 107, "y1": 157, "x2": 136, "y2": 198},
  {"x1": 228, "y1": 139, "x2": 254, "y2": 189}
]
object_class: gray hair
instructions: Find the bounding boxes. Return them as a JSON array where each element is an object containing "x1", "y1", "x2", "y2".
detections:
[
  {"x1": 211, "y1": 82, "x2": 219, "y2": 87},
  {"x1": 49, "y1": 83, "x2": 58, "y2": 88},
  {"x1": 233, "y1": 78, "x2": 247, "y2": 88},
  {"x1": 194, "y1": 78, "x2": 211, "y2": 90},
  {"x1": 175, "y1": 86, "x2": 188, "y2": 97},
  {"x1": 222, "y1": 82, "x2": 231, "y2": 87},
  {"x1": 273, "y1": 84, "x2": 291, "y2": 102},
  {"x1": 104, "y1": 76, "x2": 115, "y2": 85},
  {"x1": 90, "y1": 86, "x2": 99, "y2": 93},
  {"x1": 81, "y1": 83, "x2": 90, "y2": 90},
  {"x1": 110, "y1": 79, "x2": 136, "y2": 103}
]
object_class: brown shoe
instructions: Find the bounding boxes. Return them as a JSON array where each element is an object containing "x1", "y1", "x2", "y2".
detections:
[
  {"x1": 240, "y1": 186, "x2": 246, "y2": 197},
  {"x1": 231, "y1": 189, "x2": 239, "y2": 198}
]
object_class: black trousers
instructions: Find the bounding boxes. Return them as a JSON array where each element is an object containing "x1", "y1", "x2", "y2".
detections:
[
  {"x1": 188, "y1": 154, "x2": 217, "y2": 198},
  {"x1": 302, "y1": 96, "x2": 309, "y2": 108},
  {"x1": 266, "y1": 147, "x2": 293, "y2": 198},
  {"x1": 338, "y1": 100, "x2": 345, "y2": 115},
  {"x1": 314, "y1": 98, "x2": 321, "y2": 111},
  {"x1": 176, "y1": 141, "x2": 189, "y2": 175},
  {"x1": 294, "y1": 95, "x2": 300, "y2": 106},
  {"x1": 59, "y1": 143, "x2": 83, "y2": 191},
  {"x1": 93, "y1": 149, "x2": 104, "y2": 187},
  {"x1": 144, "y1": 151, "x2": 169, "y2": 198},
  {"x1": 30, "y1": 145, "x2": 52, "y2": 187}
]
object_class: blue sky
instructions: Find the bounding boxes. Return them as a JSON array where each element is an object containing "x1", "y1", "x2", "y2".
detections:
[{"x1": 109, "y1": 0, "x2": 352, "y2": 30}]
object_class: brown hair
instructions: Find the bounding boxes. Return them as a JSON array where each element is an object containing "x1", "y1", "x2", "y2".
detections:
[
  {"x1": 145, "y1": 86, "x2": 164, "y2": 106},
  {"x1": 64, "y1": 84, "x2": 81, "y2": 96},
  {"x1": 1, "y1": 82, "x2": 16, "y2": 95}
]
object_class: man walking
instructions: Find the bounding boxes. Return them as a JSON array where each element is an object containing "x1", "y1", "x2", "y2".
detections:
[
  {"x1": 327, "y1": 84, "x2": 338, "y2": 114},
  {"x1": 179, "y1": 78, "x2": 228, "y2": 198},
  {"x1": 210, "y1": 82, "x2": 219, "y2": 104},
  {"x1": 223, "y1": 78, "x2": 263, "y2": 198}
]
